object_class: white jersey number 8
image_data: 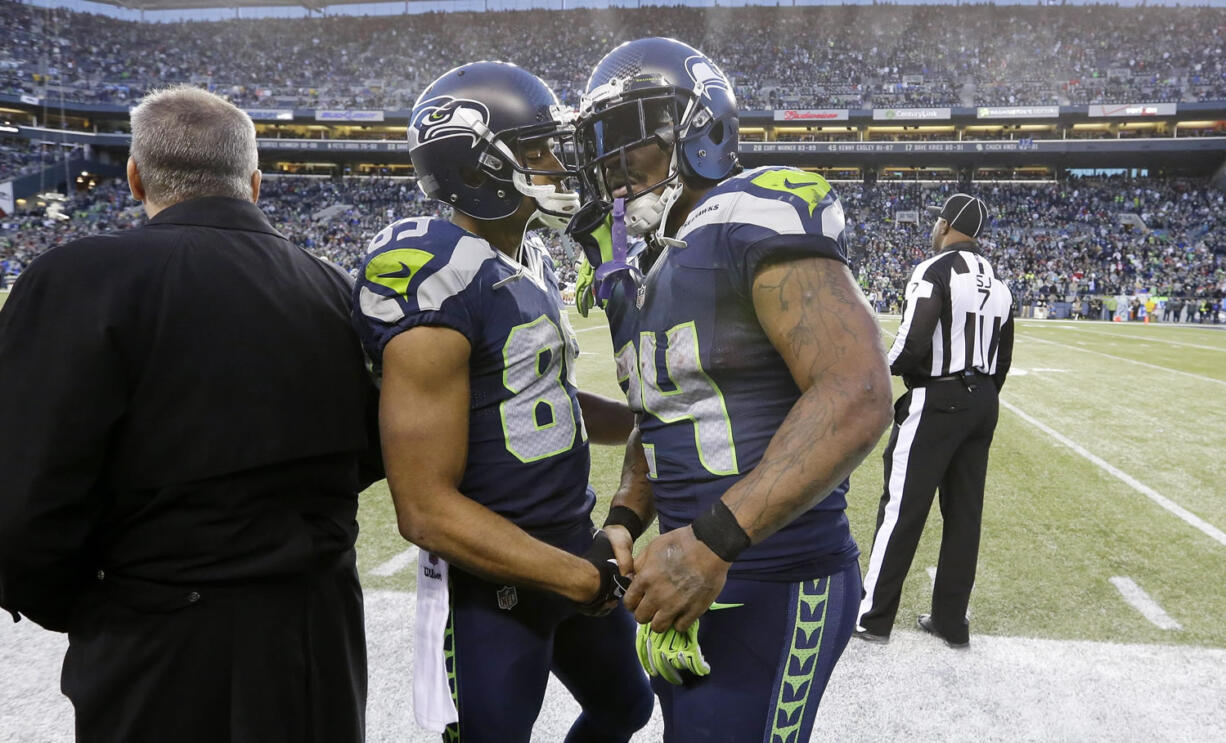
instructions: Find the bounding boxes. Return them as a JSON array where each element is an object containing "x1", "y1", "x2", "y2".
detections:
[{"x1": 501, "y1": 315, "x2": 579, "y2": 463}]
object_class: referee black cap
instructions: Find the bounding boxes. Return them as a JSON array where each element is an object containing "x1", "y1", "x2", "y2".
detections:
[{"x1": 925, "y1": 193, "x2": 988, "y2": 238}]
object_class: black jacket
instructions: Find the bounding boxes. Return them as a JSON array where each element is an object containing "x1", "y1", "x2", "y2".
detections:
[{"x1": 0, "y1": 196, "x2": 380, "y2": 632}]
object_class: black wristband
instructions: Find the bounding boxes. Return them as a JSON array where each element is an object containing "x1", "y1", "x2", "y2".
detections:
[
  {"x1": 603, "y1": 505, "x2": 645, "y2": 542},
  {"x1": 690, "y1": 500, "x2": 751, "y2": 563}
]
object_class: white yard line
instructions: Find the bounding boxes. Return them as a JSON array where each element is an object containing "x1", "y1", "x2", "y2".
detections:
[
  {"x1": 370, "y1": 547, "x2": 419, "y2": 577},
  {"x1": 1040, "y1": 325, "x2": 1226, "y2": 353},
  {"x1": 574, "y1": 326, "x2": 607, "y2": 334},
  {"x1": 5, "y1": 590, "x2": 1226, "y2": 742},
  {"x1": 1016, "y1": 317, "x2": 1226, "y2": 333},
  {"x1": 1023, "y1": 335, "x2": 1226, "y2": 387},
  {"x1": 880, "y1": 323, "x2": 1225, "y2": 545},
  {"x1": 1000, "y1": 399, "x2": 1226, "y2": 549},
  {"x1": 360, "y1": 592, "x2": 1225, "y2": 743},
  {"x1": 1109, "y1": 577, "x2": 1182, "y2": 631}
]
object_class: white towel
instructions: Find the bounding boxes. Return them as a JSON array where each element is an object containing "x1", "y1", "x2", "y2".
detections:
[{"x1": 413, "y1": 552, "x2": 458, "y2": 732}]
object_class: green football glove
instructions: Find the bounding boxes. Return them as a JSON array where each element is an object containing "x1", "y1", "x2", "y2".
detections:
[
  {"x1": 635, "y1": 620, "x2": 711, "y2": 685},
  {"x1": 568, "y1": 208, "x2": 614, "y2": 318},
  {"x1": 575, "y1": 255, "x2": 597, "y2": 318}
]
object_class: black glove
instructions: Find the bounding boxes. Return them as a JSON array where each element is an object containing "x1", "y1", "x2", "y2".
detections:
[{"x1": 577, "y1": 529, "x2": 631, "y2": 616}]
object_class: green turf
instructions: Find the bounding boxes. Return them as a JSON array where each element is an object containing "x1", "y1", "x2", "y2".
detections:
[
  {"x1": 18, "y1": 278, "x2": 1221, "y2": 648},
  {"x1": 356, "y1": 480, "x2": 414, "y2": 593},
  {"x1": 356, "y1": 310, "x2": 1226, "y2": 646},
  {"x1": 868, "y1": 317, "x2": 1226, "y2": 646}
]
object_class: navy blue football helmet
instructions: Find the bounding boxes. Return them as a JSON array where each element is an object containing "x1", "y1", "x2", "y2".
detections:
[
  {"x1": 573, "y1": 38, "x2": 739, "y2": 236},
  {"x1": 409, "y1": 61, "x2": 579, "y2": 229}
]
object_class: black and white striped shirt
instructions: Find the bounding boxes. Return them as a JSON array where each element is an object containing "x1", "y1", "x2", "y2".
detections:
[{"x1": 889, "y1": 241, "x2": 1015, "y2": 389}]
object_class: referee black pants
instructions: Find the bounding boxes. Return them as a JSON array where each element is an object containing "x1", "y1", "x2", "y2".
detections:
[{"x1": 857, "y1": 376, "x2": 999, "y2": 644}]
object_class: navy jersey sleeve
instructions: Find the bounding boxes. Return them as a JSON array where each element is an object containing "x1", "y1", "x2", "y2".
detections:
[
  {"x1": 352, "y1": 218, "x2": 496, "y2": 363},
  {"x1": 719, "y1": 168, "x2": 850, "y2": 297}
]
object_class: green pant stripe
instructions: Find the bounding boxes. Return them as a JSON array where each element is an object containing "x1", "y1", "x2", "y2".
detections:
[
  {"x1": 769, "y1": 578, "x2": 831, "y2": 743},
  {"x1": 443, "y1": 578, "x2": 460, "y2": 743}
]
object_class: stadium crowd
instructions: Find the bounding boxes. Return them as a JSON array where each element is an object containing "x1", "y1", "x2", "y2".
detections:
[
  {"x1": 0, "y1": 143, "x2": 45, "y2": 180},
  {"x1": 3, "y1": 174, "x2": 1222, "y2": 321},
  {"x1": 0, "y1": 138, "x2": 76, "y2": 180},
  {"x1": 845, "y1": 178, "x2": 1226, "y2": 321},
  {"x1": 0, "y1": 177, "x2": 428, "y2": 284},
  {"x1": 3, "y1": 1, "x2": 1226, "y2": 111}
]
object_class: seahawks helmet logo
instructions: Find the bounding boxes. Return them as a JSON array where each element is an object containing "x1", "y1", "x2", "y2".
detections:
[
  {"x1": 684, "y1": 55, "x2": 732, "y2": 103},
  {"x1": 410, "y1": 96, "x2": 491, "y2": 147}
]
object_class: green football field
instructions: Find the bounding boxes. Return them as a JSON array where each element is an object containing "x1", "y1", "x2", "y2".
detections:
[
  {"x1": 3, "y1": 289, "x2": 1226, "y2": 741},
  {"x1": 355, "y1": 306, "x2": 1226, "y2": 649},
  {"x1": 4, "y1": 288, "x2": 1223, "y2": 648}
]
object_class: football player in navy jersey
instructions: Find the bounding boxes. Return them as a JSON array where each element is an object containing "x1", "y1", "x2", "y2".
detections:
[
  {"x1": 569, "y1": 38, "x2": 893, "y2": 742},
  {"x1": 351, "y1": 62, "x2": 650, "y2": 743}
]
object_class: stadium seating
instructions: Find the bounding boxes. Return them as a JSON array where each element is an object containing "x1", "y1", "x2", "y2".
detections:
[
  {"x1": 2, "y1": 2, "x2": 1225, "y2": 109},
  {"x1": 841, "y1": 179, "x2": 1226, "y2": 316},
  {"x1": 0, "y1": 1, "x2": 1222, "y2": 316},
  {"x1": 3, "y1": 175, "x2": 1222, "y2": 317},
  {"x1": 0, "y1": 138, "x2": 75, "y2": 180}
]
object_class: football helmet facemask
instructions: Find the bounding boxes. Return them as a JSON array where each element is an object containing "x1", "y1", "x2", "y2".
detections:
[
  {"x1": 574, "y1": 37, "x2": 740, "y2": 238},
  {"x1": 409, "y1": 61, "x2": 580, "y2": 231}
]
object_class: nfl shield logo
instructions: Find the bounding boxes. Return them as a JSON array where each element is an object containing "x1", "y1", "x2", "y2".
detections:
[{"x1": 496, "y1": 585, "x2": 518, "y2": 611}]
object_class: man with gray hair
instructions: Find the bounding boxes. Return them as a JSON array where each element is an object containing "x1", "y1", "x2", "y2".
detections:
[
  {"x1": 0, "y1": 85, "x2": 379, "y2": 742},
  {"x1": 127, "y1": 84, "x2": 262, "y2": 210}
]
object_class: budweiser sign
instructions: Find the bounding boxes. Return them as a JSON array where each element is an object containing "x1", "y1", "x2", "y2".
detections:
[{"x1": 773, "y1": 109, "x2": 850, "y2": 122}]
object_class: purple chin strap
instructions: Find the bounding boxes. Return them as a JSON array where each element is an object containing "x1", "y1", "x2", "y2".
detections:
[{"x1": 592, "y1": 197, "x2": 644, "y2": 302}]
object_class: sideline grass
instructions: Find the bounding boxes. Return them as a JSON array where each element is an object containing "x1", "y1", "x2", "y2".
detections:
[
  {"x1": 4, "y1": 292, "x2": 1224, "y2": 741},
  {"x1": 867, "y1": 318, "x2": 1224, "y2": 646},
  {"x1": 355, "y1": 310, "x2": 1226, "y2": 648},
  {"x1": 15, "y1": 278, "x2": 1213, "y2": 648}
]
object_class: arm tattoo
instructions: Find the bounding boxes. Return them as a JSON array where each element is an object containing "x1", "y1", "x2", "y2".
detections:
[{"x1": 732, "y1": 259, "x2": 890, "y2": 541}]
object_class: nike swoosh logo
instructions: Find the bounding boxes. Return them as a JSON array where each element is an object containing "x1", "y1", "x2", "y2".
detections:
[{"x1": 709, "y1": 602, "x2": 745, "y2": 611}]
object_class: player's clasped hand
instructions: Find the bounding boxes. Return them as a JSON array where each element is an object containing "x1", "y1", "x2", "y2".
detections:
[
  {"x1": 635, "y1": 620, "x2": 711, "y2": 685},
  {"x1": 577, "y1": 529, "x2": 633, "y2": 617},
  {"x1": 624, "y1": 525, "x2": 730, "y2": 632}
]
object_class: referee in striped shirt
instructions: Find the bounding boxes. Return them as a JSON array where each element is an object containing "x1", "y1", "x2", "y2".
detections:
[{"x1": 855, "y1": 193, "x2": 1014, "y2": 649}]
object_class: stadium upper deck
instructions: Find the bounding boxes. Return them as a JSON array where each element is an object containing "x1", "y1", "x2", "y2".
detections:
[
  {"x1": 4, "y1": 0, "x2": 1226, "y2": 182},
  {"x1": 4, "y1": 2, "x2": 1226, "y2": 110},
  {"x1": 3, "y1": 175, "x2": 1222, "y2": 312}
]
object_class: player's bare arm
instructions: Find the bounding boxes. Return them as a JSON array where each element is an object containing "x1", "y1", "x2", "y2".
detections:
[
  {"x1": 380, "y1": 324, "x2": 602, "y2": 604},
  {"x1": 576, "y1": 390, "x2": 636, "y2": 445},
  {"x1": 626, "y1": 255, "x2": 891, "y2": 632},
  {"x1": 729, "y1": 255, "x2": 892, "y2": 540},
  {"x1": 604, "y1": 426, "x2": 657, "y2": 575}
]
